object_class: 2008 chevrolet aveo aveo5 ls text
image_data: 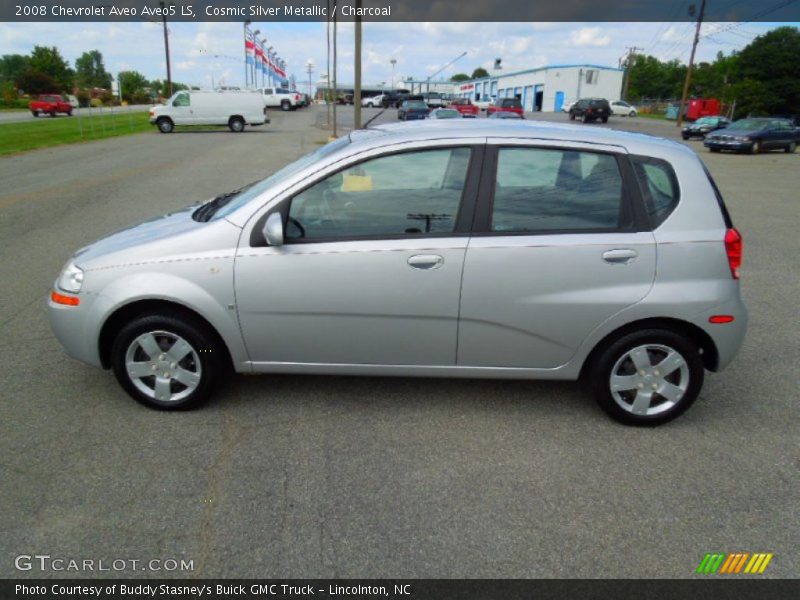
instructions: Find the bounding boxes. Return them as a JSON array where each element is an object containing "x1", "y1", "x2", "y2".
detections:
[{"x1": 48, "y1": 121, "x2": 747, "y2": 425}]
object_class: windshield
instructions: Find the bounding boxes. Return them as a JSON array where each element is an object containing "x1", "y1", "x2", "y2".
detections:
[
  {"x1": 211, "y1": 136, "x2": 352, "y2": 221},
  {"x1": 694, "y1": 117, "x2": 716, "y2": 125},
  {"x1": 728, "y1": 118, "x2": 768, "y2": 130},
  {"x1": 406, "y1": 101, "x2": 427, "y2": 109}
]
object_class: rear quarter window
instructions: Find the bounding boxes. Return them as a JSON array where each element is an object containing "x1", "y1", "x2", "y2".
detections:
[{"x1": 630, "y1": 156, "x2": 680, "y2": 229}]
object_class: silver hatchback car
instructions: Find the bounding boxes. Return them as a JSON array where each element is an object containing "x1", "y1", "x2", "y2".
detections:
[{"x1": 48, "y1": 121, "x2": 747, "y2": 425}]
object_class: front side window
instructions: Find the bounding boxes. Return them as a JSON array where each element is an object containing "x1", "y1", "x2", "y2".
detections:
[
  {"x1": 172, "y1": 93, "x2": 190, "y2": 107},
  {"x1": 491, "y1": 147, "x2": 625, "y2": 233},
  {"x1": 286, "y1": 147, "x2": 472, "y2": 241}
]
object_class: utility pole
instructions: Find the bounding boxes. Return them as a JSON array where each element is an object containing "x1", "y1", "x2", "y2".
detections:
[
  {"x1": 159, "y1": 1, "x2": 172, "y2": 97},
  {"x1": 326, "y1": 0, "x2": 331, "y2": 124},
  {"x1": 677, "y1": 0, "x2": 706, "y2": 128},
  {"x1": 354, "y1": 0, "x2": 362, "y2": 129},
  {"x1": 621, "y1": 46, "x2": 641, "y2": 101},
  {"x1": 243, "y1": 20, "x2": 250, "y2": 88}
]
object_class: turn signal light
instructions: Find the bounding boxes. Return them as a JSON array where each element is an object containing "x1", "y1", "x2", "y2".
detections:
[
  {"x1": 709, "y1": 315, "x2": 734, "y2": 324},
  {"x1": 51, "y1": 290, "x2": 80, "y2": 306}
]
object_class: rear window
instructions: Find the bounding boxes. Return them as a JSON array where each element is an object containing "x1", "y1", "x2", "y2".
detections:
[
  {"x1": 630, "y1": 156, "x2": 680, "y2": 228},
  {"x1": 501, "y1": 99, "x2": 521, "y2": 108}
]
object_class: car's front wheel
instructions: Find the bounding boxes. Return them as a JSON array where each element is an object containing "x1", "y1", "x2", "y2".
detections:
[
  {"x1": 156, "y1": 117, "x2": 174, "y2": 133},
  {"x1": 785, "y1": 142, "x2": 796, "y2": 154},
  {"x1": 228, "y1": 116, "x2": 245, "y2": 132},
  {"x1": 111, "y1": 313, "x2": 226, "y2": 410},
  {"x1": 750, "y1": 140, "x2": 762, "y2": 154},
  {"x1": 587, "y1": 329, "x2": 704, "y2": 426}
]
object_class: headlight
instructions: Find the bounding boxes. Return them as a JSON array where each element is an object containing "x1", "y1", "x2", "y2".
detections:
[{"x1": 57, "y1": 262, "x2": 84, "y2": 293}]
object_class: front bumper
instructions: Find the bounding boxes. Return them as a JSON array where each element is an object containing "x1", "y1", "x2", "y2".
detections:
[
  {"x1": 47, "y1": 289, "x2": 103, "y2": 368},
  {"x1": 704, "y1": 139, "x2": 751, "y2": 151}
]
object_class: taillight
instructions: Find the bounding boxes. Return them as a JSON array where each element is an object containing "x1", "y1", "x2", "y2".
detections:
[
  {"x1": 724, "y1": 228, "x2": 742, "y2": 279},
  {"x1": 295, "y1": 94, "x2": 300, "y2": 101}
]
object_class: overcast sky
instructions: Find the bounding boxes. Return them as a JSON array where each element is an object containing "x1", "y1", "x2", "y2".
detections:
[{"x1": 0, "y1": 21, "x2": 794, "y2": 92}]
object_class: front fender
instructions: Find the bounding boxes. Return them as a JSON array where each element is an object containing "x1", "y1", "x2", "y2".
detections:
[{"x1": 89, "y1": 268, "x2": 251, "y2": 371}]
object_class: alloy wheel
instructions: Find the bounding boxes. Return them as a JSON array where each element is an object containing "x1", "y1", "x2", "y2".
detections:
[
  {"x1": 124, "y1": 330, "x2": 202, "y2": 403},
  {"x1": 609, "y1": 344, "x2": 689, "y2": 417}
]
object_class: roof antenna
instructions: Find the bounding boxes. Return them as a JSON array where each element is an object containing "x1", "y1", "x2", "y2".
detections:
[{"x1": 363, "y1": 109, "x2": 386, "y2": 128}]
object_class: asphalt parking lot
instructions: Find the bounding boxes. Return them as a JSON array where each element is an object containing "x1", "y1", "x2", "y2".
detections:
[{"x1": 0, "y1": 105, "x2": 798, "y2": 579}]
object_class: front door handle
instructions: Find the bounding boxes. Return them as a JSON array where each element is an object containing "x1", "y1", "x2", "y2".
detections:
[
  {"x1": 408, "y1": 254, "x2": 444, "y2": 270},
  {"x1": 602, "y1": 249, "x2": 638, "y2": 264}
]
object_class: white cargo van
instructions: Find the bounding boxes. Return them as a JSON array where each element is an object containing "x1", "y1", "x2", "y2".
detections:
[{"x1": 149, "y1": 90, "x2": 269, "y2": 133}]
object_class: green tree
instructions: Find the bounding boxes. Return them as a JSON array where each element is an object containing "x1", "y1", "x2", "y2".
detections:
[
  {"x1": 0, "y1": 54, "x2": 30, "y2": 86},
  {"x1": 28, "y1": 45, "x2": 73, "y2": 92},
  {"x1": 736, "y1": 26, "x2": 800, "y2": 116},
  {"x1": 16, "y1": 69, "x2": 57, "y2": 95},
  {"x1": 471, "y1": 67, "x2": 489, "y2": 79},
  {"x1": 118, "y1": 70, "x2": 149, "y2": 102},
  {"x1": 627, "y1": 54, "x2": 687, "y2": 100},
  {"x1": 75, "y1": 50, "x2": 112, "y2": 90},
  {"x1": 450, "y1": 73, "x2": 470, "y2": 82}
]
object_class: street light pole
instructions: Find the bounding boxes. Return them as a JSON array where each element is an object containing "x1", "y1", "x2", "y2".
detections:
[
  {"x1": 390, "y1": 58, "x2": 396, "y2": 89},
  {"x1": 243, "y1": 19, "x2": 250, "y2": 88},
  {"x1": 354, "y1": 0, "x2": 362, "y2": 128},
  {"x1": 332, "y1": 0, "x2": 338, "y2": 137}
]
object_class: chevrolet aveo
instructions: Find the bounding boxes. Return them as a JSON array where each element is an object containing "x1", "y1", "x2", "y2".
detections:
[{"x1": 48, "y1": 121, "x2": 747, "y2": 425}]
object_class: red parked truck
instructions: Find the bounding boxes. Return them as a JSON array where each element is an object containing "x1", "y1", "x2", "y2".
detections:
[
  {"x1": 447, "y1": 98, "x2": 479, "y2": 118},
  {"x1": 487, "y1": 98, "x2": 525, "y2": 117},
  {"x1": 29, "y1": 94, "x2": 73, "y2": 117}
]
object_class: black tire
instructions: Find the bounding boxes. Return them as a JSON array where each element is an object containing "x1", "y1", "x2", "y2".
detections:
[
  {"x1": 601, "y1": 116, "x2": 609, "y2": 123},
  {"x1": 228, "y1": 116, "x2": 245, "y2": 132},
  {"x1": 156, "y1": 117, "x2": 174, "y2": 133},
  {"x1": 682, "y1": 134, "x2": 690, "y2": 140},
  {"x1": 31, "y1": 110, "x2": 38, "y2": 117},
  {"x1": 280, "y1": 100, "x2": 291, "y2": 111},
  {"x1": 582, "y1": 113, "x2": 589, "y2": 123},
  {"x1": 569, "y1": 112, "x2": 576, "y2": 121},
  {"x1": 750, "y1": 140, "x2": 761, "y2": 154},
  {"x1": 629, "y1": 110, "x2": 636, "y2": 117},
  {"x1": 785, "y1": 142, "x2": 796, "y2": 154},
  {"x1": 50, "y1": 110, "x2": 57, "y2": 118},
  {"x1": 111, "y1": 312, "x2": 226, "y2": 410},
  {"x1": 587, "y1": 328, "x2": 704, "y2": 426},
  {"x1": 67, "y1": 109, "x2": 73, "y2": 116},
  {"x1": 709, "y1": 147, "x2": 721, "y2": 153}
]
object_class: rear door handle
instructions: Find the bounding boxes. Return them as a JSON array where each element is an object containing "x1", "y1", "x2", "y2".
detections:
[
  {"x1": 408, "y1": 254, "x2": 444, "y2": 270},
  {"x1": 602, "y1": 249, "x2": 638, "y2": 264}
]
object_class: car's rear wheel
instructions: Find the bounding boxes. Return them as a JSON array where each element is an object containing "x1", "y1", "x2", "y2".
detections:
[
  {"x1": 785, "y1": 142, "x2": 796, "y2": 154},
  {"x1": 156, "y1": 117, "x2": 174, "y2": 133},
  {"x1": 31, "y1": 110, "x2": 38, "y2": 117},
  {"x1": 111, "y1": 313, "x2": 225, "y2": 410},
  {"x1": 629, "y1": 110, "x2": 636, "y2": 117},
  {"x1": 569, "y1": 112, "x2": 576, "y2": 121},
  {"x1": 601, "y1": 116, "x2": 609, "y2": 123},
  {"x1": 228, "y1": 116, "x2": 245, "y2": 132},
  {"x1": 588, "y1": 329, "x2": 704, "y2": 426},
  {"x1": 280, "y1": 100, "x2": 291, "y2": 111}
]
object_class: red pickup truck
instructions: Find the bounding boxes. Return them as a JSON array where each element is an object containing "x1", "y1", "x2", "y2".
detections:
[
  {"x1": 487, "y1": 98, "x2": 524, "y2": 117},
  {"x1": 447, "y1": 98, "x2": 479, "y2": 118},
  {"x1": 30, "y1": 94, "x2": 73, "y2": 117}
]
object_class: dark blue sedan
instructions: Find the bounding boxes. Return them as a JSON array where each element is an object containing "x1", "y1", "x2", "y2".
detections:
[
  {"x1": 398, "y1": 100, "x2": 430, "y2": 121},
  {"x1": 704, "y1": 118, "x2": 799, "y2": 154}
]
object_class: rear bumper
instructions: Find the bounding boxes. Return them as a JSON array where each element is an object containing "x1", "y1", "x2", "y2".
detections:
[{"x1": 695, "y1": 297, "x2": 748, "y2": 372}]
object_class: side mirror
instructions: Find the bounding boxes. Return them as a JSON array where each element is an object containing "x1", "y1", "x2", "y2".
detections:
[{"x1": 262, "y1": 212, "x2": 284, "y2": 246}]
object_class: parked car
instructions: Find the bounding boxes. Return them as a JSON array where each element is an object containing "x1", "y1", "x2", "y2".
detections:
[
  {"x1": 361, "y1": 94, "x2": 384, "y2": 107},
  {"x1": 474, "y1": 97, "x2": 494, "y2": 112},
  {"x1": 569, "y1": 98, "x2": 611, "y2": 123},
  {"x1": 29, "y1": 94, "x2": 72, "y2": 117},
  {"x1": 149, "y1": 90, "x2": 268, "y2": 133},
  {"x1": 488, "y1": 110, "x2": 524, "y2": 119},
  {"x1": 256, "y1": 87, "x2": 302, "y2": 111},
  {"x1": 704, "y1": 117, "x2": 799, "y2": 154},
  {"x1": 682, "y1": 116, "x2": 731, "y2": 140},
  {"x1": 382, "y1": 90, "x2": 411, "y2": 108},
  {"x1": 428, "y1": 108, "x2": 463, "y2": 120},
  {"x1": 420, "y1": 92, "x2": 445, "y2": 108},
  {"x1": 447, "y1": 98, "x2": 479, "y2": 118},
  {"x1": 47, "y1": 120, "x2": 747, "y2": 426},
  {"x1": 488, "y1": 98, "x2": 524, "y2": 117},
  {"x1": 610, "y1": 100, "x2": 638, "y2": 117},
  {"x1": 397, "y1": 99, "x2": 429, "y2": 121}
]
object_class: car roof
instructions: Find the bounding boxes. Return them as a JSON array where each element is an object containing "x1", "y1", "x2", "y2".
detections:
[{"x1": 357, "y1": 119, "x2": 691, "y2": 156}]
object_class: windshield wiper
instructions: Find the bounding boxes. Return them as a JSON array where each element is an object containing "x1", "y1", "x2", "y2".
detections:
[{"x1": 192, "y1": 181, "x2": 257, "y2": 222}]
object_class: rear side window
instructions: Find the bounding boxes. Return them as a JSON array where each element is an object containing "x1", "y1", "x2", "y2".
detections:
[
  {"x1": 630, "y1": 156, "x2": 679, "y2": 229},
  {"x1": 490, "y1": 147, "x2": 626, "y2": 232}
]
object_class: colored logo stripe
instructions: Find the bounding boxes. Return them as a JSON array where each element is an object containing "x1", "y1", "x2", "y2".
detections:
[{"x1": 697, "y1": 553, "x2": 773, "y2": 574}]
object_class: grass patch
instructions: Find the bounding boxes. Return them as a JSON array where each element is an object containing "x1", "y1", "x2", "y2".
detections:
[{"x1": 0, "y1": 110, "x2": 152, "y2": 156}]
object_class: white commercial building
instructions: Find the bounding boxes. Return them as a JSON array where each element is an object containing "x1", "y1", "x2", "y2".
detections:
[{"x1": 455, "y1": 64, "x2": 624, "y2": 112}]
